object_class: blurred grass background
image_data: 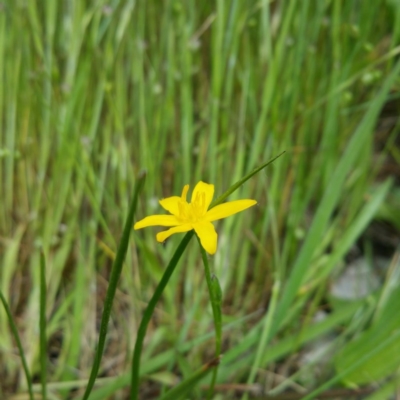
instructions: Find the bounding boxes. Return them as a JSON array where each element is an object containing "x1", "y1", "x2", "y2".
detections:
[{"x1": 1, "y1": 0, "x2": 400, "y2": 399}]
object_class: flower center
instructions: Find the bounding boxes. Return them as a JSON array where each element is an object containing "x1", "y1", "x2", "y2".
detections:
[{"x1": 177, "y1": 185, "x2": 207, "y2": 223}]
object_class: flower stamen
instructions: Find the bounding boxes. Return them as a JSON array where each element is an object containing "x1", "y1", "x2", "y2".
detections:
[{"x1": 181, "y1": 184, "x2": 189, "y2": 202}]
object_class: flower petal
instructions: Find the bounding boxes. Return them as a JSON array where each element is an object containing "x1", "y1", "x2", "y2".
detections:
[
  {"x1": 193, "y1": 221, "x2": 218, "y2": 255},
  {"x1": 156, "y1": 224, "x2": 193, "y2": 242},
  {"x1": 134, "y1": 215, "x2": 180, "y2": 230},
  {"x1": 159, "y1": 196, "x2": 181, "y2": 216},
  {"x1": 191, "y1": 181, "x2": 214, "y2": 211},
  {"x1": 205, "y1": 199, "x2": 257, "y2": 222}
]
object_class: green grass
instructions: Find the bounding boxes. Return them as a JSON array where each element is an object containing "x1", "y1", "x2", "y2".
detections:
[{"x1": 1, "y1": 0, "x2": 400, "y2": 399}]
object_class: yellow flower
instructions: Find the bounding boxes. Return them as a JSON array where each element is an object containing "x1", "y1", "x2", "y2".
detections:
[{"x1": 134, "y1": 181, "x2": 257, "y2": 254}]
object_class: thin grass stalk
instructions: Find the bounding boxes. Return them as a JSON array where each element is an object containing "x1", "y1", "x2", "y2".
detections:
[
  {"x1": 40, "y1": 252, "x2": 47, "y2": 400},
  {"x1": 130, "y1": 230, "x2": 195, "y2": 400},
  {"x1": 210, "y1": 152, "x2": 285, "y2": 208},
  {"x1": 198, "y1": 239, "x2": 222, "y2": 399},
  {"x1": 247, "y1": 0, "x2": 296, "y2": 170},
  {"x1": 81, "y1": 170, "x2": 146, "y2": 400},
  {"x1": 209, "y1": 0, "x2": 225, "y2": 183},
  {"x1": 0, "y1": 289, "x2": 34, "y2": 400},
  {"x1": 243, "y1": 279, "x2": 281, "y2": 400}
]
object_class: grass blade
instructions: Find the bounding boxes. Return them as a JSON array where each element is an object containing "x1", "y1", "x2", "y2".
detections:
[
  {"x1": 0, "y1": 289, "x2": 34, "y2": 400},
  {"x1": 81, "y1": 170, "x2": 146, "y2": 400},
  {"x1": 210, "y1": 151, "x2": 286, "y2": 208},
  {"x1": 40, "y1": 251, "x2": 47, "y2": 400}
]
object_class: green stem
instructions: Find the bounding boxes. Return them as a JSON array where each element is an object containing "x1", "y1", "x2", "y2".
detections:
[
  {"x1": 198, "y1": 238, "x2": 222, "y2": 399},
  {"x1": 130, "y1": 231, "x2": 194, "y2": 400},
  {"x1": 81, "y1": 170, "x2": 146, "y2": 400},
  {"x1": 40, "y1": 251, "x2": 47, "y2": 400},
  {"x1": 0, "y1": 289, "x2": 34, "y2": 400}
]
